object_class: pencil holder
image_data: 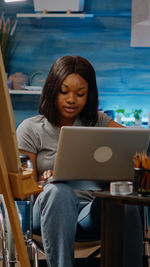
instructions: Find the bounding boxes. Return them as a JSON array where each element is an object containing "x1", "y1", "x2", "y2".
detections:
[{"x1": 134, "y1": 168, "x2": 150, "y2": 195}]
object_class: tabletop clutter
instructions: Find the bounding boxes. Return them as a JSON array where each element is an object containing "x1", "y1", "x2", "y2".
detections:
[
  {"x1": 110, "y1": 152, "x2": 150, "y2": 196},
  {"x1": 133, "y1": 152, "x2": 150, "y2": 195}
]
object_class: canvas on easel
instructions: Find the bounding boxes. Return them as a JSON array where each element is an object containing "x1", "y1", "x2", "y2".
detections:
[{"x1": 0, "y1": 48, "x2": 42, "y2": 266}]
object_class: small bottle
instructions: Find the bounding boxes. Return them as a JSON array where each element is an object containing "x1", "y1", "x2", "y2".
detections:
[{"x1": 19, "y1": 153, "x2": 33, "y2": 170}]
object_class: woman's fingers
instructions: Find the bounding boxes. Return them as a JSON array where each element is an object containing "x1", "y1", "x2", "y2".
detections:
[{"x1": 41, "y1": 170, "x2": 52, "y2": 181}]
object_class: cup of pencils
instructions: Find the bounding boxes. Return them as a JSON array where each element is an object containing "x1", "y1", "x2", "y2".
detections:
[{"x1": 133, "y1": 152, "x2": 150, "y2": 195}]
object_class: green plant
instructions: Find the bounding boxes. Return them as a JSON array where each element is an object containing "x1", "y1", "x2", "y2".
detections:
[
  {"x1": 114, "y1": 105, "x2": 126, "y2": 116},
  {"x1": 132, "y1": 109, "x2": 142, "y2": 120},
  {"x1": 0, "y1": 12, "x2": 17, "y2": 71}
]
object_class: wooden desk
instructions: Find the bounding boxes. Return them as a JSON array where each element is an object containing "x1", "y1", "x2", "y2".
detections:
[{"x1": 93, "y1": 191, "x2": 150, "y2": 267}]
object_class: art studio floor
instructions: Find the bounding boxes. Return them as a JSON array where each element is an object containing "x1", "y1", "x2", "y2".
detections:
[
  {"x1": 0, "y1": 229, "x2": 150, "y2": 266},
  {"x1": 0, "y1": 238, "x2": 100, "y2": 267}
]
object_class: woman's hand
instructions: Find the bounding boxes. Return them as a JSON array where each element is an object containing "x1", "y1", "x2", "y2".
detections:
[{"x1": 41, "y1": 170, "x2": 53, "y2": 181}]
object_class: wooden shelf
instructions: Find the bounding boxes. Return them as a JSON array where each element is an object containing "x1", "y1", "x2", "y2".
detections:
[
  {"x1": 9, "y1": 90, "x2": 41, "y2": 95},
  {"x1": 16, "y1": 13, "x2": 94, "y2": 19},
  {"x1": 101, "y1": 91, "x2": 150, "y2": 95},
  {"x1": 10, "y1": 89, "x2": 150, "y2": 96}
]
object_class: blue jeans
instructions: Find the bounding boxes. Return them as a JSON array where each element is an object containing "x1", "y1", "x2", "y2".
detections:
[{"x1": 33, "y1": 182, "x2": 143, "y2": 267}]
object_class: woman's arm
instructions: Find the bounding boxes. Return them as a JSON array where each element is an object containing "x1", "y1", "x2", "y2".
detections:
[{"x1": 107, "y1": 119, "x2": 125, "y2": 128}]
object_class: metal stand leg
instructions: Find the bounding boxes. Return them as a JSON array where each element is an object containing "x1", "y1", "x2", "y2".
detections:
[
  {"x1": 0, "y1": 201, "x2": 8, "y2": 267},
  {"x1": 142, "y1": 206, "x2": 150, "y2": 267},
  {"x1": 25, "y1": 233, "x2": 39, "y2": 267},
  {"x1": 143, "y1": 239, "x2": 149, "y2": 267},
  {"x1": 0, "y1": 195, "x2": 39, "y2": 267},
  {"x1": 6, "y1": 212, "x2": 18, "y2": 267},
  {"x1": 30, "y1": 240, "x2": 39, "y2": 267},
  {"x1": 0, "y1": 195, "x2": 17, "y2": 267}
]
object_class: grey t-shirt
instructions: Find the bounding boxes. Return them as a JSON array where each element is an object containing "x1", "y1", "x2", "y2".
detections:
[{"x1": 16, "y1": 112, "x2": 112, "y2": 200}]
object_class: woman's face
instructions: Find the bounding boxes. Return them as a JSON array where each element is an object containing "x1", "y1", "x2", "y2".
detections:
[{"x1": 57, "y1": 73, "x2": 88, "y2": 126}]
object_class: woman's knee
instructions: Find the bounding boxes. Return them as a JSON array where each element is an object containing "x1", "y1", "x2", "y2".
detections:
[
  {"x1": 41, "y1": 182, "x2": 77, "y2": 202},
  {"x1": 38, "y1": 182, "x2": 78, "y2": 217},
  {"x1": 33, "y1": 182, "x2": 78, "y2": 233}
]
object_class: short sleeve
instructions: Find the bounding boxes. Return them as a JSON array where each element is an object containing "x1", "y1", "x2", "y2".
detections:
[
  {"x1": 96, "y1": 111, "x2": 112, "y2": 127},
  {"x1": 16, "y1": 118, "x2": 39, "y2": 154}
]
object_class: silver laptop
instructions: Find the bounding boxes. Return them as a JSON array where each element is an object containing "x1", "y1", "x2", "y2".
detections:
[{"x1": 52, "y1": 127, "x2": 150, "y2": 189}]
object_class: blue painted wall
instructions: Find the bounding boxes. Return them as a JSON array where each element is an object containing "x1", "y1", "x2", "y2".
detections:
[{"x1": 0, "y1": 0, "x2": 150, "y2": 125}]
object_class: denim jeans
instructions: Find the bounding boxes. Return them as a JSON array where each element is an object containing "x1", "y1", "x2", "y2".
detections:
[{"x1": 33, "y1": 182, "x2": 143, "y2": 267}]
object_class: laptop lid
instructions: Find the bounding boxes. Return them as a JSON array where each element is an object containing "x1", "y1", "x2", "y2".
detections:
[{"x1": 53, "y1": 127, "x2": 150, "y2": 182}]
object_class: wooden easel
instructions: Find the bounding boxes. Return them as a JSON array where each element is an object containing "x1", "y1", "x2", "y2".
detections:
[{"x1": 0, "y1": 48, "x2": 43, "y2": 266}]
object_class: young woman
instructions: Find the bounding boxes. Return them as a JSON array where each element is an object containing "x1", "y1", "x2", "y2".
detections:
[{"x1": 17, "y1": 56, "x2": 143, "y2": 267}]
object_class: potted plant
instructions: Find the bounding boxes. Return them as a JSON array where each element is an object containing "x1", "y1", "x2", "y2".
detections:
[
  {"x1": 132, "y1": 108, "x2": 142, "y2": 125},
  {"x1": 114, "y1": 105, "x2": 126, "y2": 124},
  {"x1": 0, "y1": 12, "x2": 17, "y2": 72}
]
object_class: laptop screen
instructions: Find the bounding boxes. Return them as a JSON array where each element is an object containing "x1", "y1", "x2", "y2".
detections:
[{"x1": 53, "y1": 127, "x2": 150, "y2": 189}]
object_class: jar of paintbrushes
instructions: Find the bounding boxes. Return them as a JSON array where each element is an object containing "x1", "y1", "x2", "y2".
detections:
[{"x1": 133, "y1": 152, "x2": 150, "y2": 195}]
